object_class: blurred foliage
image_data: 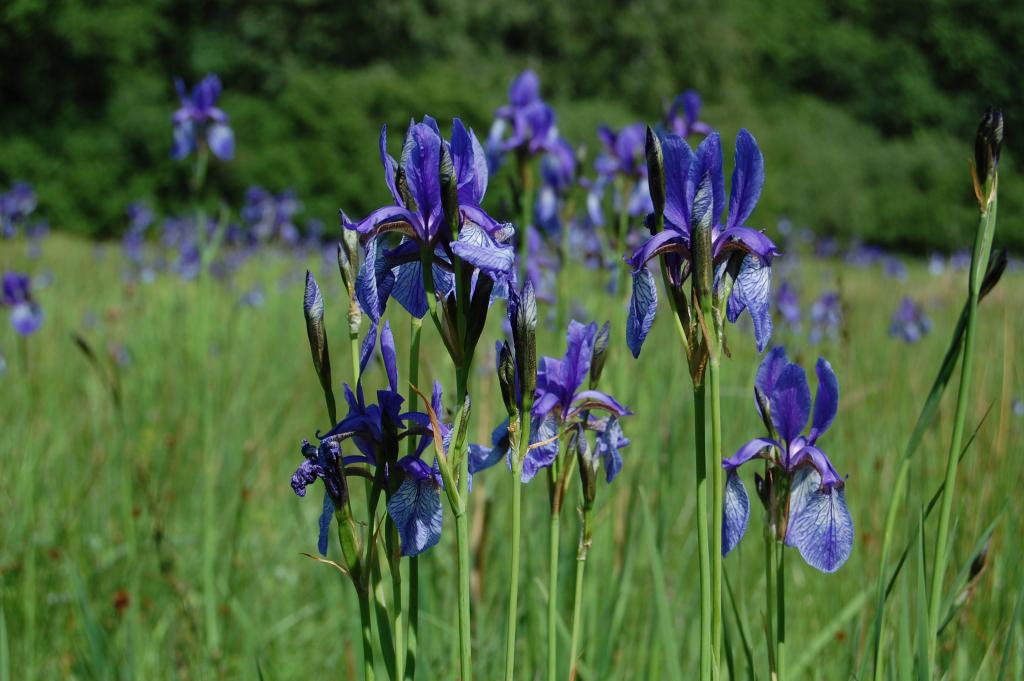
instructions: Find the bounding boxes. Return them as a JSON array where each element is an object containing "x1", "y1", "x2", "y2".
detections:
[{"x1": 1, "y1": 0, "x2": 1021, "y2": 250}]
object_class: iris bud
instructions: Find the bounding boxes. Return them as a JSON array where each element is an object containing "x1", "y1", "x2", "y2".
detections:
[
  {"x1": 304, "y1": 271, "x2": 336, "y2": 421},
  {"x1": 574, "y1": 426, "x2": 597, "y2": 512},
  {"x1": 645, "y1": 126, "x2": 665, "y2": 220},
  {"x1": 498, "y1": 341, "x2": 518, "y2": 416},
  {"x1": 439, "y1": 144, "x2": 460, "y2": 236},
  {"x1": 691, "y1": 170, "x2": 715, "y2": 301},
  {"x1": 512, "y1": 282, "x2": 538, "y2": 411},
  {"x1": 974, "y1": 106, "x2": 1003, "y2": 187},
  {"x1": 589, "y1": 321, "x2": 611, "y2": 389},
  {"x1": 980, "y1": 248, "x2": 1008, "y2": 300}
]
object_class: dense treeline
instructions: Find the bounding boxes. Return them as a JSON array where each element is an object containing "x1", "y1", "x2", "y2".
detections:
[{"x1": 2, "y1": 0, "x2": 1021, "y2": 250}]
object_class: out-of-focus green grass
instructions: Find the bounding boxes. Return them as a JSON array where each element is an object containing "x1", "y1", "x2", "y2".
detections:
[{"x1": 1, "y1": 234, "x2": 1021, "y2": 680}]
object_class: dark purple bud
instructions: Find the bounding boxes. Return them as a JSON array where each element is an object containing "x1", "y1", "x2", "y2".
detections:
[
  {"x1": 575, "y1": 426, "x2": 597, "y2": 511},
  {"x1": 512, "y1": 282, "x2": 538, "y2": 409},
  {"x1": 691, "y1": 170, "x2": 715, "y2": 301},
  {"x1": 498, "y1": 341, "x2": 517, "y2": 416},
  {"x1": 589, "y1": 321, "x2": 611, "y2": 389},
  {"x1": 974, "y1": 106, "x2": 1003, "y2": 185},
  {"x1": 645, "y1": 126, "x2": 665, "y2": 219}
]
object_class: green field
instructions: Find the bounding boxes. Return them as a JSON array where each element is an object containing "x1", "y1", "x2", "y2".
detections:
[{"x1": 1, "y1": 233, "x2": 1021, "y2": 679}]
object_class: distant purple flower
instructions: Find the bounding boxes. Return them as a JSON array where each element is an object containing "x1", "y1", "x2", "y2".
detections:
[
  {"x1": 666, "y1": 90, "x2": 713, "y2": 138},
  {"x1": 889, "y1": 297, "x2": 930, "y2": 343},
  {"x1": 593, "y1": 123, "x2": 654, "y2": 221},
  {"x1": 123, "y1": 202, "x2": 154, "y2": 265},
  {"x1": 242, "y1": 187, "x2": 302, "y2": 243},
  {"x1": 928, "y1": 253, "x2": 946, "y2": 275},
  {"x1": 625, "y1": 130, "x2": 779, "y2": 355},
  {"x1": 814, "y1": 236, "x2": 839, "y2": 258},
  {"x1": 1, "y1": 182, "x2": 37, "y2": 238},
  {"x1": 534, "y1": 137, "x2": 577, "y2": 238},
  {"x1": 171, "y1": 74, "x2": 234, "y2": 161},
  {"x1": 489, "y1": 70, "x2": 564, "y2": 162},
  {"x1": 775, "y1": 281, "x2": 801, "y2": 332},
  {"x1": 1013, "y1": 399, "x2": 1024, "y2": 417},
  {"x1": 239, "y1": 284, "x2": 266, "y2": 308},
  {"x1": 882, "y1": 256, "x2": 907, "y2": 281},
  {"x1": 846, "y1": 242, "x2": 883, "y2": 267},
  {"x1": 950, "y1": 249, "x2": 971, "y2": 270},
  {"x1": 1, "y1": 272, "x2": 43, "y2": 335},
  {"x1": 524, "y1": 227, "x2": 559, "y2": 303},
  {"x1": 343, "y1": 116, "x2": 514, "y2": 322},
  {"x1": 809, "y1": 292, "x2": 841, "y2": 344},
  {"x1": 722, "y1": 347, "x2": 852, "y2": 572}
]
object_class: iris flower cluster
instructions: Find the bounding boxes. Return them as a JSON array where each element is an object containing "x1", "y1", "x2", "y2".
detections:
[
  {"x1": 721, "y1": 347, "x2": 853, "y2": 572},
  {"x1": 1, "y1": 182, "x2": 38, "y2": 239},
  {"x1": 889, "y1": 297, "x2": 931, "y2": 343},
  {"x1": 242, "y1": 187, "x2": 303, "y2": 244},
  {"x1": 666, "y1": 90, "x2": 713, "y2": 139}
]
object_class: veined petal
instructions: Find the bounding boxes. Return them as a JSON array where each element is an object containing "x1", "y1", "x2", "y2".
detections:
[
  {"x1": 563, "y1": 320, "x2": 598, "y2": 395},
  {"x1": 713, "y1": 226, "x2": 779, "y2": 262},
  {"x1": 387, "y1": 477, "x2": 443, "y2": 556},
  {"x1": 451, "y1": 227, "x2": 515, "y2": 276},
  {"x1": 317, "y1": 493, "x2": 335, "y2": 556},
  {"x1": 770, "y1": 364, "x2": 811, "y2": 446},
  {"x1": 344, "y1": 205, "x2": 418, "y2": 237},
  {"x1": 659, "y1": 131, "x2": 696, "y2": 230},
  {"x1": 726, "y1": 254, "x2": 773, "y2": 352},
  {"x1": 379, "y1": 125, "x2": 402, "y2": 205},
  {"x1": 570, "y1": 390, "x2": 632, "y2": 417},
  {"x1": 380, "y1": 321, "x2": 398, "y2": 393},
  {"x1": 391, "y1": 261, "x2": 428, "y2": 319},
  {"x1": 784, "y1": 467, "x2": 854, "y2": 573},
  {"x1": 595, "y1": 416, "x2": 630, "y2": 483},
  {"x1": 626, "y1": 230, "x2": 690, "y2": 272},
  {"x1": 627, "y1": 267, "x2": 658, "y2": 358},
  {"x1": 789, "y1": 444, "x2": 843, "y2": 487},
  {"x1": 521, "y1": 415, "x2": 559, "y2": 483},
  {"x1": 404, "y1": 123, "x2": 443, "y2": 234},
  {"x1": 755, "y1": 347, "x2": 789, "y2": 401},
  {"x1": 451, "y1": 118, "x2": 488, "y2": 204},
  {"x1": 726, "y1": 129, "x2": 764, "y2": 229},
  {"x1": 460, "y1": 204, "x2": 511, "y2": 240},
  {"x1": 689, "y1": 133, "x2": 725, "y2": 224},
  {"x1": 722, "y1": 470, "x2": 750, "y2": 556},
  {"x1": 809, "y1": 358, "x2": 839, "y2": 443},
  {"x1": 469, "y1": 441, "x2": 505, "y2": 474}
]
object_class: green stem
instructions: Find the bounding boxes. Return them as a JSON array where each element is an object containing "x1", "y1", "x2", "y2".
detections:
[
  {"x1": 389, "y1": 523, "x2": 405, "y2": 681},
  {"x1": 694, "y1": 385, "x2": 712, "y2": 681},
  {"x1": 350, "y1": 331, "x2": 361, "y2": 386},
  {"x1": 358, "y1": 587, "x2": 377, "y2": 681},
  {"x1": 568, "y1": 509, "x2": 592, "y2": 680},
  {"x1": 709, "y1": 358, "x2": 724, "y2": 675},
  {"x1": 405, "y1": 316, "x2": 422, "y2": 681},
  {"x1": 764, "y1": 527, "x2": 776, "y2": 680},
  {"x1": 504, "y1": 410, "x2": 530, "y2": 681},
  {"x1": 547, "y1": 510, "x2": 561, "y2": 681},
  {"x1": 776, "y1": 546, "x2": 786, "y2": 681},
  {"x1": 453, "y1": 367, "x2": 474, "y2": 681},
  {"x1": 927, "y1": 193, "x2": 996, "y2": 671}
]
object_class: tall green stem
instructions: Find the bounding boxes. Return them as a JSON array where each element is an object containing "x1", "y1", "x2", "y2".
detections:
[
  {"x1": 927, "y1": 192, "x2": 997, "y2": 671},
  {"x1": 358, "y1": 587, "x2": 377, "y2": 681},
  {"x1": 567, "y1": 508, "x2": 592, "y2": 680},
  {"x1": 776, "y1": 546, "x2": 786, "y2": 681},
  {"x1": 405, "y1": 316, "x2": 422, "y2": 680},
  {"x1": 504, "y1": 410, "x2": 531, "y2": 681},
  {"x1": 694, "y1": 385, "x2": 712, "y2": 681},
  {"x1": 709, "y1": 357, "x2": 724, "y2": 674},
  {"x1": 452, "y1": 366, "x2": 474, "y2": 681},
  {"x1": 764, "y1": 527, "x2": 776, "y2": 680},
  {"x1": 547, "y1": 509, "x2": 561, "y2": 681}
]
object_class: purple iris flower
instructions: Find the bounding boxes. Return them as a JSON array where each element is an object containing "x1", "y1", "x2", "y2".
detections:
[
  {"x1": 722, "y1": 347, "x2": 853, "y2": 573},
  {"x1": 489, "y1": 70, "x2": 564, "y2": 160},
  {"x1": 1, "y1": 272, "x2": 43, "y2": 335},
  {"x1": 524, "y1": 227, "x2": 559, "y2": 303},
  {"x1": 950, "y1": 249, "x2": 971, "y2": 270},
  {"x1": 928, "y1": 253, "x2": 946, "y2": 276},
  {"x1": 882, "y1": 256, "x2": 908, "y2": 281},
  {"x1": 775, "y1": 281, "x2": 801, "y2": 332},
  {"x1": 1, "y1": 182, "x2": 38, "y2": 238},
  {"x1": 123, "y1": 202, "x2": 154, "y2": 266},
  {"x1": 525, "y1": 320, "x2": 632, "y2": 482},
  {"x1": 889, "y1": 297, "x2": 931, "y2": 343},
  {"x1": 625, "y1": 130, "x2": 780, "y2": 356},
  {"x1": 666, "y1": 90, "x2": 713, "y2": 138},
  {"x1": 809, "y1": 291, "x2": 842, "y2": 344},
  {"x1": 534, "y1": 137, "x2": 577, "y2": 238},
  {"x1": 343, "y1": 116, "x2": 514, "y2": 322},
  {"x1": 171, "y1": 74, "x2": 234, "y2": 161},
  {"x1": 592, "y1": 123, "x2": 654, "y2": 221}
]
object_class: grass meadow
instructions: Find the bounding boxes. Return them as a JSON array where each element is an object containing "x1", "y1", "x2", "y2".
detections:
[{"x1": 1, "y1": 232, "x2": 1021, "y2": 680}]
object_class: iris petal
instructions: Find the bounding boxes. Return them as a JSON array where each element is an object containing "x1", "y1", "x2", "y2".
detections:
[
  {"x1": 784, "y1": 467, "x2": 854, "y2": 573},
  {"x1": 726, "y1": 254, "x2": 773, "y2": 352},
  {"x1": 722, "y1": 470, "x2": 750, "y2": 556},
  {"x1": 809, "y1": 358, "x2": 839, "y2": 443},
  {"x1": 726, "y1": 129, "x2": 764, "y2": 229},
  {"x1": 387, "y1": 477, "x2": 443, "y2": 556},
  {"x1": 627, "y1": 267, "x2": 658, "y2": 358},
  {"x1": 770, "y1": 364, "x2": 811, "y2": 446},
  {"x1": 317, "y1": 493, "x2": 335, "y2": 556}
]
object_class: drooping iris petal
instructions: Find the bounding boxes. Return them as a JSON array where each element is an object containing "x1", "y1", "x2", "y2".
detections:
[
  {"x1": 391, "y1": 261, "x2": 428, "y2": 319},
  {"x1": 450, "y1": 227, "x2": 515, "y2": 276},
  {"x1": 387, "y1": 477, "x2": 443, "y2": 556},
  {"x1": 595, "y1": 416, "x2": 630, "y2": 483},
  {"x1": 521, "y1": 414, "x2": 559, "y2": 483},
  {"x1": 722, "y1": 470, "x2": 750, "y2": 556},
  {"x1": 563, "y1": 321, "x2": 597, "y2": 395},
  {"x1": 755, "y1": 346, "x2": 789, "y2": 403},
  {"x1": 207, "y1": 123, "x2": 235, "y2": 160},
  {"x1": 726, "y1": 129, "x2": 764, "y2": 229},
  {"x1": 722, "y1": 437, "x2": 778, "y2": 471},
  {"x1": 355, "y1": 238, "x2": 392, "y2": 323},
  {"x1": 770, "y1": 364, "x2": 811, "y2": 445},
  {"x1": 317, "y1": 493, "x2": 335, "y2": 556},
  {"x1": 809, "y1": 358, "x2": 839, "y2": 443},
  {"x1": 789, "y1": 444, "x2": 843, "y2": 487},
  {"x1": 627, "y1": 267, "x2": 658, "y2": 358},
  {"x1": 380, "y1": 321, "x2": 399, "y2": 392},
  {"x1": 726, "y1": 254, "x2": 773, "y2": 352},
  {"x1": 571, "y1": 390, "x2": 632, "y2": 417},
  {"x1": 784, "y1": 467, "x2": 853, "y2": 573}
]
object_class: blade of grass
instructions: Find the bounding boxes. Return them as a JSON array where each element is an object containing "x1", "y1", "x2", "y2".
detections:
[
  {"x1": 640, "y1": 489, "x2": 685, "y2": 681},
  {"x1": 996, "y1": 585, "x2": 1024, "y2": 681},
  {"x1": 938, "y1": 517, "x2": 999, "y2": 634}
]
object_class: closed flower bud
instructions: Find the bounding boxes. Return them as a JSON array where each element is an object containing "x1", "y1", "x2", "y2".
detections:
[
  {"x1": 498, "y1": 341, "x2": 518, "y2": 416},
  {"x1": 645, "y1": 126, "x2": 666, "y2": 219},
  {"x1": 439, "y1": 144, "x2": 460, "y2": 235},
  {"x1": 974, "y1": 106, "x2": 1003, "y2": 185},
  {"x1": 589, "y1": 321, "x2": 611, "y2": 389},
  {"x1": 512, "y1": 282, "x2": 538, "y2": 411},
  {"x1": 574, "y1": 426, "x2": 597, "y2": 512},
  {"x1": 980, "y1": 248, "x2": 1008, "y2": 300},
  {"x1": 304, "y1": 271, "x2": 336, "y2": 420}
]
